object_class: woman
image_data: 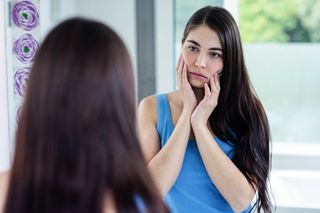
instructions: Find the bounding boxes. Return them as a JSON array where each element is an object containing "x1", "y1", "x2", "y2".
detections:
[
  {"x1": 0, "y1": 18, "x2": 168, "y2": 213},
  {"x1": 138, "y1": 6, "x2": 272, "y2": 213}
]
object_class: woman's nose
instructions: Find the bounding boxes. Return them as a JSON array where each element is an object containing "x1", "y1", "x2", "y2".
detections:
[{"x1": 195, "y1": 55, "x2": 206, "y2": 68}]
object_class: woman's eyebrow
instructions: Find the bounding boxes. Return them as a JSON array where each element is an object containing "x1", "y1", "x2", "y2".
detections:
[
  {"x1": 186, "y1": 40, "x2": 222, "y2": 52},
  {"x1": 209, "y1": 47, "x2": 222, "y2": 52},
  {"x1": 186, "y1": 39, "x2": 201, "y2": 46}
]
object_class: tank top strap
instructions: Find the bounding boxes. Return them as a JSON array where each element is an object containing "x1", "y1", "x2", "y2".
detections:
[{"x1": 155, "y1": 94, "x2": 173, "y2": 146}]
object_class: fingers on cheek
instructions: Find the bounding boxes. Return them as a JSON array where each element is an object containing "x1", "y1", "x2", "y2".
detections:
[
  {"x1": 212, "y1": 75, "x2": 219, "y2": 92},
  {"x1": 208, "y1": 77, "x2": 214, "y2": 92},
  {"x1": 205, "y1": 83, "x2": 211, "y2": 97},
  {"x1": 178, "y1": 56, "x2": 184, "y2": 73},
  {"x1": 182, "y1": 68, "x2": 185, "y2": 78},
  {"x1": 177, "y1": 57, "x2": 180, "y2": 71},
  {"x1": 215, "y1": 73, "x2": 220, "y2": 83},
  {"x1": 183, "y1": 64, "x2": 188, "y2": 78}
]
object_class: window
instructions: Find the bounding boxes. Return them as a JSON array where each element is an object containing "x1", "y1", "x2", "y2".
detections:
[
  {"x1": 239, "y1": 0, "x2": 320, "y2": 145},
  {"x1": 240, "y1": 0, "x2": 320, "y2": 43},
  {"x1": 238, "y1": 0, "x2": 320, "y2": 210}
]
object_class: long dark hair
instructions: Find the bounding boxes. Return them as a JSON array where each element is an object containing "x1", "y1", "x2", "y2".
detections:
[
  {"x1": 5, "y1": 18, "x2": 167, "y2": 213},
  {"x1": 182, "y1": 7, "x2": 272, "y2": 213}
]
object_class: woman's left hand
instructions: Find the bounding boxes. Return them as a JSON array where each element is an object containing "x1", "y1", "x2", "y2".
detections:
[{"x1": 191, "y1": 73, "x2": 220, "y2": 128}]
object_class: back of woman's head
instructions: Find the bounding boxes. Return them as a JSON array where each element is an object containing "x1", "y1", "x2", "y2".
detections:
[{"x1": 5, "y1": 18, "x2": 167, "y2": 213}]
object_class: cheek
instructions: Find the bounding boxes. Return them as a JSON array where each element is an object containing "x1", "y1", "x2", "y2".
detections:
[
  {"x1": 181, "y1": 49, "x2": 195, "y2": 67},
  {"x1": 209, "y1": 60, "x2": 223, "y2": 76}
]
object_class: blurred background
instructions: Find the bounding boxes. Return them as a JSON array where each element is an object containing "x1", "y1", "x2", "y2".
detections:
[{"x1": 1, "y1": 0, "x2": 320, "y2": 212}]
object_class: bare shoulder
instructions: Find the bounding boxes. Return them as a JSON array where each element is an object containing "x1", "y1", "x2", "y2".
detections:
[
  {"x1": 103, "y1": 193, "x2": 117, "y2": 213},
  {"x1": 138, "y1": 95, "x2": 158, "y2": 123},
  {"x1": 0, "y1": 171, "x2": 10, "y2": 212},
  {"x1": 138, "y1": 95, "x2": 162, "y2": 162}
]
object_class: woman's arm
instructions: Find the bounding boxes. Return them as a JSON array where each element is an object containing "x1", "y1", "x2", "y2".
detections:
[
  {"x1": 0, "y1": 171, "x2": 9, "y2": 213},
  {"x1": 192, "y1": 125, "x2": 255, "y2": 212},
  {"x1": 191, "y1": 74, "x2": 255, "y2": 212},
  {"x1": 138, "y1": 96, "x2": 192, "y2": 197},
  {"x1": 138, "y1": 57, "x2": 196, "y2": 197}
]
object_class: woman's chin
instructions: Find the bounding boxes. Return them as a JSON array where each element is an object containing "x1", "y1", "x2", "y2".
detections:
[{"x1": 189, "y1": 79, "x2": 206, "y2": 88}]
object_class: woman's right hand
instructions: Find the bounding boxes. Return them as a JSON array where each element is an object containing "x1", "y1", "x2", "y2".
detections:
[{"x1": 176, "y1": 55, "x2": 197, "y2": 113}]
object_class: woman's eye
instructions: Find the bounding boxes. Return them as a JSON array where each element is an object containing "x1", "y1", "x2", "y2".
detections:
[
  {"x1": 188, "y1": 46, "x2": 198, "y2": 52},
  {"x1": 210, "y1": 52, "x2": 222, "y2": 58}
]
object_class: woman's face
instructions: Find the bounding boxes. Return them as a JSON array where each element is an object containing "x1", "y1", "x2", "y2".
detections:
[{"x1": 181, "y1": 25, "x2": 223, "y2": 88}]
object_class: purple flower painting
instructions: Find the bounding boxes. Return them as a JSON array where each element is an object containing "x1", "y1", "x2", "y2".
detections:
[
  {"x1": 12, "y1": 1, "x2": 39, "y2": 31},
  {"x1": 13, "y1": 33, "x2": 39, "y2": 64},
  {"x1": 14, "y1": 67, "x2": 30, "y2": 97}
]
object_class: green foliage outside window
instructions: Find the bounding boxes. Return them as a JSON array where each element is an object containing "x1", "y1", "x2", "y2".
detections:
[{"x1": 240, "y1": 0, "x2": 320, "y2": 42}]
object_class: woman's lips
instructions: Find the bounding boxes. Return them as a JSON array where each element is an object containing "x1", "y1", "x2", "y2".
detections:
[{"x1": 189, "y1": 72, "x2": 207, "y2": 80}]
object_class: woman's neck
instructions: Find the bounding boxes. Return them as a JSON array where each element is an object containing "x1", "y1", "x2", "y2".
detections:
[{"x1": 173, "y1": 86, "x2": 205, "y2": 108}]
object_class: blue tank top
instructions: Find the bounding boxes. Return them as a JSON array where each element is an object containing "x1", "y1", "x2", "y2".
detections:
[{"x1": 156, "y1": 94, "x2": 251, "y2": 213}]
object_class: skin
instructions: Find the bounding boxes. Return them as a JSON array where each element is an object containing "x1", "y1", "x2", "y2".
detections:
[
  {"x1": 0, "y1": 171, "x2": 9, "y2": 213},
  {"x1": 180, "y1": 25, "x2": 223, "y2": 128},
  {"x1": 138, "y1": 25, "x2": 255, "y2": 212}
]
